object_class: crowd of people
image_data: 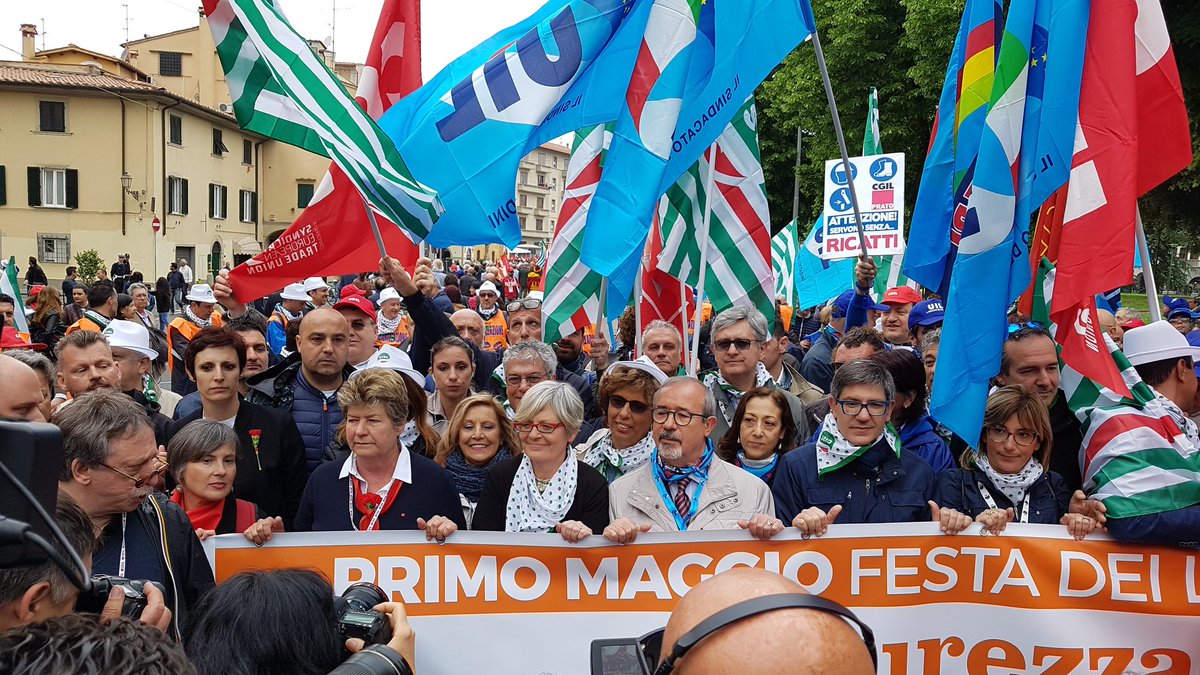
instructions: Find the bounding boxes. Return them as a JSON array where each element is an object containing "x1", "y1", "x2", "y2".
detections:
[{"x1": 1, "y1": 248, "x2": 1197, "y2": 673}]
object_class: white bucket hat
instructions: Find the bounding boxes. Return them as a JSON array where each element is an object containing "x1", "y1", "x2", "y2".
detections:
[
  {"x1": 280, "y1": 283, "x2": 311, "y2": 302},
  {"x1": 476, "y1": 281, "x2": 500, "y2": 297},
  {"x1": 607, "y1": 354, "x2": 670, "y2": 384},
  {"x1": 378, "y1": 287, "x2": 402, "y2": 305},
  {"x1": 353, "y1": 344, "x2": 424, "y2": 388},
  {"x1": 103, "y1": 320, "x2": 158, "y2": 360},
  {"x1": 185, "y1": 284, "x2": 216, "y2": 304},
  {"x1": 1122, "y1": 320, "x2": 1200, "y2": 366},
  {"x1": 303, "y1": 277, "x2": 328, "y2": 292}
]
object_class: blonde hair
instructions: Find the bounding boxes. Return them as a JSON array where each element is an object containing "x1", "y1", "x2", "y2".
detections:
[
  {"x1": 435, "y1": 394, "x2": 522, "y2": 466},
  {"x1": 335, "y1": 369, "x2": 410, "y2": 444},
  {"x1": 964, "y1": 384, "x2": 1053, "y2": 469}
]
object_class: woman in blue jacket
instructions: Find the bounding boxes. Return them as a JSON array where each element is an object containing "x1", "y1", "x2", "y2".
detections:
[{"x1": 931, "y1": 385, "x2": 1101, "y2": 539}]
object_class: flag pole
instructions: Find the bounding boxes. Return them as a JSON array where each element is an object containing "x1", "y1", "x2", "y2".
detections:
[
  {"x1": 361, "y1": 196, "x2": 389, "y2": 260},
  {"x1": 1135, "y1": 207, "x2": 1161, "y2": 322},
  {"x1": 809, "y1": 26, "x2": 871, "y2": 260},
  {"x1": 790, "y1": 127, "x2": 804, "y2": 234},
  {"x1": 597, "y1": 276, "x2": 609, "y2": 346},
  {"x1": 689, "y1": 143, "x2": 718, "y2": 377}
]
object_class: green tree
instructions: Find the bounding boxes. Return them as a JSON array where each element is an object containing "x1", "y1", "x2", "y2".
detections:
[{"x1": 74, "y1": 250, "x2": 104, "y2": 285}]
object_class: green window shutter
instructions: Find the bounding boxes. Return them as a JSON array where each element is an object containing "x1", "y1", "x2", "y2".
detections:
[
  {"x1": 27, "y1": 167, "x2": 41, "y2": 206},
  {"x1": 251, "y1": 191, "x2": 258, "y2": 222},
  {"x1": 297, "y1": 183, "x2": 314, "y2": 208},
  {"x1": 181, "y1": 178, "x2": 189, "y2": 215},
  {"x1": 65, "y1": 169, "x2": 79, "y2": 209},
  {"x1": 0, "y1": 166, "x2": 7, "y2": 206}
]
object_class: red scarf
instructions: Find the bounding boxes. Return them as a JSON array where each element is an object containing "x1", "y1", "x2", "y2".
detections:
[
  {"x1": 351, "y1": 475, "x2": 402, "y2": 531},
  {"x1": 170, "y1": 490, "x2": 224, "y2": 532}
]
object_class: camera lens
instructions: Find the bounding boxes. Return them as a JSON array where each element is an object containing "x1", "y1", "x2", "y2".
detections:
[{"x1": 341, "y1": 582, "x2": 388, "y2": 613}]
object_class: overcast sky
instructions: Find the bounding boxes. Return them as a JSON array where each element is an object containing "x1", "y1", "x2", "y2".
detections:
[{"x1": 0, "y1": 0, "x2": 546, "y2": 79}]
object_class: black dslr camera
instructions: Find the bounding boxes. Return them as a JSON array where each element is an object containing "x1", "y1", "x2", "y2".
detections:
[
  {"x1": 334, "y1": 582, "x2": 393, "y2": 646},
  {"x1": 75, "y1": 575, "x2": 166, "y2": 618}
]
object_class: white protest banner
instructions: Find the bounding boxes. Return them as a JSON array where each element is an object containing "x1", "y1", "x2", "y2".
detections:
[
  {"x1": 207, "y1": 524, "x2": 1200, "y2": 674},
  {"x1": 821, "y1": 153, "x2": 906, "y2": 260}
]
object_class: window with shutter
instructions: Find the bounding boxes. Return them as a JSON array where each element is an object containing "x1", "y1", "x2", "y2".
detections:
[
  {"x1": 297, "y1": 183, "x2": 314, "y2": 208},
  {"x1": 243, "y1": 139, "x2": 253, "y2": 165},
  {"x1": 64, "y1": 169, "x2": 78, "y2": 209},
  {"x1": 169, "y1": 115, "x2": 183, "y2": 145},
  {"x1": 0, "y1": 166, "x2": 6, "y2": 206},
  {"x1": 38, "y1": 101, "x2": 66, "y2": 133},
  {"x1": 32, "y1": 168, "x2": 68, "y2": 208},
  {"x1": 212, "y1": 129, "x2": 227, "y2": 157},
  {"x1": 27, "y1": 167, "x2": 41, "y2": 207},
  {"x1": 209, "y1": 184, "x2": 228, "y2": 219}
]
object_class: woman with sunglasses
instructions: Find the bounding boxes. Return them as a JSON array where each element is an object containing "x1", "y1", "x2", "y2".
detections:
[
  {"x1": 435, "y1": 394, "x2": 522, "y2": 528},
  {"x1": 166, "y1": 420, "x2": 285, "y2": 543},
  {"x1": 931, "y1": 385, "x2": 1102, "y2": 539},
  {"x1": 577, "y1": 357, "x2": 665, "y2": 482},
  {"x1": 715, "y1": 387, "x2": 799, "y2": 485},
  {"x1": 472, "y1": 381, "x2": 609, "y2": 541}
]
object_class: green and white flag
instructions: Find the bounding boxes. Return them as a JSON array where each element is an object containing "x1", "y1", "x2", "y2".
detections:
[
  {"x1": 1, "y1": 257, "x2": 30, "y2": 335},
  {"x1": 542, "y1": 124, "x2": 611, "y2": 345},
  {"x1": 657, "y1": 96, "x2": 775, "y2": 330},
  {"x1": 203, "y1": 0, "x2": 441, "y2": 238},
  {"x1": 862, "y1": 87, "x2": 914, "y2": 297},
  {"x1": 770, "y1": 221, "x2": 799, "y2": 305},
  {"x1": 1029, "y1": 259, "x2": 1197, "y2": 519}
]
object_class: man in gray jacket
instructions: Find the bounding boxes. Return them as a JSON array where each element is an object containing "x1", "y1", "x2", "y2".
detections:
[{"x1": 603, "y1": 377, "x2": 783, "y2": 542}]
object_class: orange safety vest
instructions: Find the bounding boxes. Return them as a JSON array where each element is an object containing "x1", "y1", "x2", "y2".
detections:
[
  {"x1": 481, "y1": 311, "x2": 509, "y2": 352},
  {"x1": 167, "y1": 313, "x2": 224, "y2": 372},
  {"x1": 65, "y1": 315, "x2": 108, "y2": 334}
]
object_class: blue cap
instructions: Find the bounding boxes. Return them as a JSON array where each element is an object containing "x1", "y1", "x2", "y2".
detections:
[
  {"x1": 908, "y1": 299, "x2": 946, "y2": 330},
  {"x1": 830, "y1": 290, "x2": 888, "y2": 319}
]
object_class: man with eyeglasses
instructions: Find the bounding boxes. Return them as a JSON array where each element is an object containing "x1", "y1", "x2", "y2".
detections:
[
  {"x1": 772, "y1": 359, "x2": 935, "y2": 536},
  {"x1": 702, "y1": 306, "x2": 811, "y2": 443},
  {"x1": 499, "y1": 341, "x2": 557, "y2": 418},
  {"x1": 56, "y1": 390, "x2": 214, "y2": 637},
  {"x1": 603, "y1": 377, "x2": 777, "y2": 543},
  {"x1": 995, "y1": 324, "x2": 1084, "y2": 493},
  {"x1": 333, "y1": 286, "x2": 381, "y2": 368}
]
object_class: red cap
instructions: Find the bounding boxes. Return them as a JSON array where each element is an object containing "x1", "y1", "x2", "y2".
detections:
[
  {"x1": 334, "y1": 292, "x2": 377, "y2": 323},
  {"x1": 28, "y1": 285, "x2": 46, "y2": 298},
  {"x1": 0, "y1": 326, "x2": 47, "y2": 351},
  {"x1": 1120, "y1": 318, "x2": 1146, "y2": 330},
  {"x1": 881, "y1": 286, "x2": 923, "y2": 305}
]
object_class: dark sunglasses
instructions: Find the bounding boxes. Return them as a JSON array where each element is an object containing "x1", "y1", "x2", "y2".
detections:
[{"x1": 608, "y1": 394, "x2": 650, "y2": 415}]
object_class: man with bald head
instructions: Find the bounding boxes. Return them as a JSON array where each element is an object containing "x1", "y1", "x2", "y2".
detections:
[
  {"x1": 0, "y1": 355, "x2": 47, "y2": 422},
  {"x1": 247, "y1": 307, "x2": 354, "y2": 470},
  {"x1": 451, "y1": 309, "x2": 485, "y2": 347},
  {"x1": 657, "y1": 568, "x2": 875, "y2": 674}
]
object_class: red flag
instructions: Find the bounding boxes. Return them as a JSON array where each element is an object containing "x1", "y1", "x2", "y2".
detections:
[
  {"x1": 228, "y1": 0, "x2": 423, "y2": 303},
  {"x1": 1017, "y1": 186, "x2": 1066, "y2": 316},
  {"x1": 639, "y1": 214, "x2": 695, "y2": 346},
  {"x1": 1051, "y1": 0, "x2": 1192, "y2": 394}
]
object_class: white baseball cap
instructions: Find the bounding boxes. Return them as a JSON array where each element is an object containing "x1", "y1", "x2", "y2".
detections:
[
  {"x1": 185, "y1": 284, "x2": 217, "y2": 304},
  {"x1": 1122, "y1": 320, "x2": 1200, "y2": 366},
  {"x1": 354, "y1": 344, "x2": 424, "y2": 388},
  {"x1": 607, "y1": 354, "x2": 669, "y2": 384},
  {"x1": 103, "y1": 320, "x2": 158, "y2": 360},
  {"x1": 303, "y1": 277, "x2": 328, "y2": 292},
  {"x1": 378, "y1": 287, "x2": 402, "y2": 305},
  {"x1": 281, "y1": 283, "x2": 310, "y2": 302},
  {"x1": 476, "y1": 281, "x2": 500, "y2": 297}
]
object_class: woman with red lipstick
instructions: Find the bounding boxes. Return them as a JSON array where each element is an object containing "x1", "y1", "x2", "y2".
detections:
[
  {"x1": 166, "y1": 420, "x2": 283, "y2": 542},
  {"x1": 166, "y1": 328, "x2": 308, "y2": 528}
]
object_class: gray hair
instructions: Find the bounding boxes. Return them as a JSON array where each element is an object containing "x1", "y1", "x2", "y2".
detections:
[
  {"x1": 830, "y1": 358, "x2": 896, "y2": 402},
  {"x1": 503, "y1": 340, "x2": 556, "y2": 375},
  {"x1": 513, "y1": 380, "x2": 584, "y2": 436},
  {"x1": 710, "y1": 306, "x2": 769, "y2": 344},
  {"x1": 126, "y1": 282, "x2": 149, "y2": 295},
  {"x1": 166, "y1": 420, "x2": 240, "y2": 485},
  {"x1": 432, "y1": 258, "x2": 444, "y2": 271},
  {"x1": 641, "y1": 319, "x2": 682, "y2": 344},
  {"x1": 4, "y1": 349, "x2": 55, "y2": 396},
  {"x1": 919, "y1": 327, "x2": 941, "y2": 355},
  {"x1": 654, "y1": 376, "x2": 718, "y2": 418},
  {"x1": 53, "y1": 390, "x2": 152, "y2": 481}
]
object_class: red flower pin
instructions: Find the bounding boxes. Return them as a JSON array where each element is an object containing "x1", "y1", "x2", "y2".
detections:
[{"x1": 248, "y1": 429, "x2": 263, "y2": 470}]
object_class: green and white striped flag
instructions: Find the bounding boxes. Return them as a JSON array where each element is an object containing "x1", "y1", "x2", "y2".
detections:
[
  {"x1": 203, "y1": 0, "x2": 441, "y2": 238},
  {"x1": 770, "y1": 221, "x2": 799, "y2": 306},
  {"x1": 861, "y1": 87, "x2": 914, "y2": 297},
  {"x1": 542, "y1": 124, "x2": 611, "y2": 345},
  {"x1": 1030, "y1": 259, "x2": 1197, "y2": 518},
  {"x1": 1, "y1": 257, "x2": 30, "y2": 335},
  {"x1": 657, "y1": 96, "x2": 775, "y2": 330}
]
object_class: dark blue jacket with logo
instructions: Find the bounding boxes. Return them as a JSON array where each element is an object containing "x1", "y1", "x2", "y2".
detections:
[{"x1": 771, "y1": 436, "x2": 936, "y2": 524}]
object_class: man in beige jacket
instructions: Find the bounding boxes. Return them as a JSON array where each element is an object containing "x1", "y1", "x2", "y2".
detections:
[{"x1": 603, "y1": 377, "x2": 784, "y2": 543}]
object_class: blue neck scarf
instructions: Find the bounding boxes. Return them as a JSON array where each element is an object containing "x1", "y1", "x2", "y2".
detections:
[{"x1": 651, "y1": 439, "x2": 716, "y2": 530}]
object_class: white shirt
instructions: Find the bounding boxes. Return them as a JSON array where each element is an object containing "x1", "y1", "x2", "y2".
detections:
[
  {"x1": 180, "y1": 265, "x2": 193, "y2": 284},
  {"x1": 338, "y1": 444, "x2": 414, "y2": 498}
]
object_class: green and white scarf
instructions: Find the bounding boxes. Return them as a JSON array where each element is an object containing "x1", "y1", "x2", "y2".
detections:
[
  {"x1": 815, "y1": 412, "x2": 901, "y2": 476},
  {"x1": 702, "y1": 362, "x2": 774, "y2": 424}
]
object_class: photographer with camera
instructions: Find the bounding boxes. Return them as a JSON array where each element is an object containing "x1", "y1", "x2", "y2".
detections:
[
  {"x1": 56, "y1": 390, "x2": 214, "y2": 637},
  {"x1": 186, "y1": 569, "x2": 416, "y2": 675}
]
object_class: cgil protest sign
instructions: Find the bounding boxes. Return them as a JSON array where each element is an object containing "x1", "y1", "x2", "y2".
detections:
[
  {"x1": 822, "y1": 153, "x2": 906, "y2": 260},
  {"x1": 207, "y1": 524, "x2": 1200, "y2": 674}
]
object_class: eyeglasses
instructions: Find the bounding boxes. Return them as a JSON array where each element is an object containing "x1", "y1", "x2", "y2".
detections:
[
  {"x1": 834, "y1": 399, "x2": 892, "y2": 416},
  {"x1": 505, "y1": 372, "x2": 549, "y2": 387},
  {"x1": 712, "y1": 338, "x2": 759, "y2": 353},
  {"x1": 985, "y1": 426, "x2": 1039, "y2": 447},
  {"x1": 609, "y1": 394, "x2": 650, "y2": 415},
  {"x1": 507, "y1": 298, "x2": 543, "y2": 312},
  {"x1": 514, "y1": 421, "x2": 566, "y2": 435},
  {"x1": 652, "y1": 407, "x2": 709, "y2": 426},
  {"x1": 100, "y1": 457, "x2": 167, "y2": 488}
]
